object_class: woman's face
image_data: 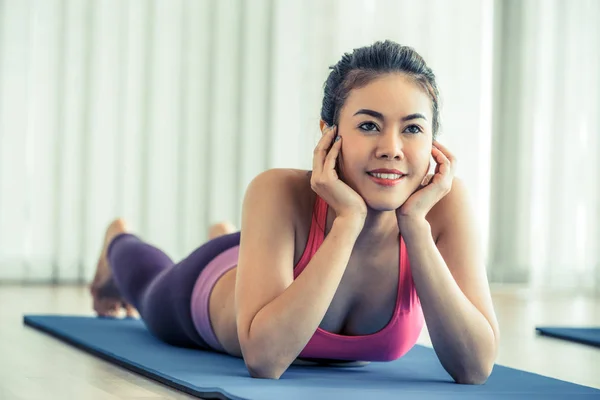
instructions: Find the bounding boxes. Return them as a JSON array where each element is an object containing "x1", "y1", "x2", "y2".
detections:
[{"x1": 334, "y1": 73, "x2": 434, "y2": 211}]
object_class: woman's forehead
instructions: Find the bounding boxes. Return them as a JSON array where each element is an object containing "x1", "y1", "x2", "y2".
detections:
[{"x1": 342, "y1": 74, "x2": 433, "y2": 120}]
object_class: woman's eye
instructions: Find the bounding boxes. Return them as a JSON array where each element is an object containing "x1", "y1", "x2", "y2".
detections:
[
  {"x1": 404, "y1": 125, "x2": 422, "y2": 134},
  {"x1": 359, "y1": 122, "x2": 379, "y2": 132}
]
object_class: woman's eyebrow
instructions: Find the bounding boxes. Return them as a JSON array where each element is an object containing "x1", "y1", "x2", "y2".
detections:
[
  {"x1": 402, "y1": 113, "x2": 427, "y2": 122},
  {"x1": 353, "y1": 109, "x2": 427, "y2": 122},
  {"x1": 353, "y1": 109, "x2": 384, "y2": 120}
]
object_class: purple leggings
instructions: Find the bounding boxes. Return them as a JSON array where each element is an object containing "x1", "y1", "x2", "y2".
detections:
[{"x1": 106, "y1": 231, "x2": 241, "y2": 349}]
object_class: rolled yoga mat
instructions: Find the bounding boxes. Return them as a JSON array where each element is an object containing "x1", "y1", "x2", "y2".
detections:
[
  {"x1": 536, "y1": 326, "x2": 600, "y2": 348},
  {"x1": 24, "y1": 315, "x2": 599, "y2": 400}
]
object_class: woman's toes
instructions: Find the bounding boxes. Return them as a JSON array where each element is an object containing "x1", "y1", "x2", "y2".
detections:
[
  {"x1": 107, "y1": 218, "x2": 128, "y2": 239},
  {"x1": 208, "y1": 222, "x2": 237, "y2": 239},
  {"x1": 124, "y1": 303, "x2": 138, "y2": 318},
  {"x1": 94, "y1": 297, "x2": 121, "y2": 317}
]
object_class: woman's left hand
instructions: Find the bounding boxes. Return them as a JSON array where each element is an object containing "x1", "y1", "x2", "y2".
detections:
[{"x1": 396, "y1": 140, "x2": 457, "y2": 223}]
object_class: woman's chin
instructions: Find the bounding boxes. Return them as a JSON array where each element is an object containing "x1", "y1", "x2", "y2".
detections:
[{"x1": 363, "y1": 196, "x2": 407, "y2": 212}]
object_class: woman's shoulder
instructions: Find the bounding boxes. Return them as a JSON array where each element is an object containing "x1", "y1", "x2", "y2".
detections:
[
  {"x1": 244, "y1": 169, "x2": 316, "y2": 263},
  {"x1": 253, "y1": 167, "x2": 312, "y2": 184},
  {"x1": 426, "y1": 176, "x2": 472, "y2": 243},
  {"x1": 246, "y1": 168, "x2": 316, "y2": 211}
]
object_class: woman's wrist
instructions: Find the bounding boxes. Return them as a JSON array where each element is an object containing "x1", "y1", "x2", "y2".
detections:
[
  {"x1": 333, "y1": 215, "x2": 365, "y2": 237},
  {"x1": 397, "y1": 216, "x2": 431, "y2": 242}
]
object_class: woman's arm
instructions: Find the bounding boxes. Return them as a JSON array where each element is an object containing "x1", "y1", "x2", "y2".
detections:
[
  {"x1": 400, "y1": 178, "x2": 500, "y2": 384},
  {"x1": 235, "y1": 170, "x2": 364, "y2": 379}
]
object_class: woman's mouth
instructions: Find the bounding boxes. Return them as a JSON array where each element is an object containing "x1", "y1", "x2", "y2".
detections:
[{"x1": 367, "y1": 172, "x2": 405, "y2": 187}]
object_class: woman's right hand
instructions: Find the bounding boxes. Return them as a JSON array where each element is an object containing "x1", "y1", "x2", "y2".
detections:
[{"x1": 311, "y1": 125, "x2": 367, "y2": 227}]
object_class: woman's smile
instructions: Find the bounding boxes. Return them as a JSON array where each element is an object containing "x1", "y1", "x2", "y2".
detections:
[{"x1": 366, "y1": 171, "x2": 406, "y2": 187}]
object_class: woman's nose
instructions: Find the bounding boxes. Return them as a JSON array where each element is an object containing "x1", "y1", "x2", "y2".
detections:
[{"x1": 375, "y1": 131, "x2": 404, "y2": 160}]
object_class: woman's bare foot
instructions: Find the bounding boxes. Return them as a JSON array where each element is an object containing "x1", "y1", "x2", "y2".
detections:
[
  {"x1": 90, "y1": 218, "x2": 137, "y2": 318},
  {"x1": 208, "y1": 222, "x2": 237, "y2": 240}
]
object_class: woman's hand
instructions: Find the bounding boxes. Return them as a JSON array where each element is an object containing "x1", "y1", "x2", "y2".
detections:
[
  {"x1": 396, "y1": 140, "x2": 457, "y2": 223},
  {"x1": 311, "y1": 125, "x2": 367, "y2": 227}
]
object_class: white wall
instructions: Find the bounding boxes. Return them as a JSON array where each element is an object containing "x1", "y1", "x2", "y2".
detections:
[{"x1": 0, "y1": 0, "x2": 493, "y2": 283}]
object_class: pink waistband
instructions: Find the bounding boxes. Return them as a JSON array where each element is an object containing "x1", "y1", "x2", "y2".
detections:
[{"x1": 190, "y1": 245, "x2": 239, "y2": 352}]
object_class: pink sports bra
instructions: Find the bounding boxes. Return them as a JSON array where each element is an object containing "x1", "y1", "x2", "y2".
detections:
[{"x1": 293, "y1": 195, "x2": 424, "y2": 362}]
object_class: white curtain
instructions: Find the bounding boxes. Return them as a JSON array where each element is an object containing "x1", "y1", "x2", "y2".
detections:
[
  {"x1": 0, "y1": 0, "x2": 500, "y2": 285},
  {"x1": 488, "y1": 0, "x2": 600, "y2": 293}
]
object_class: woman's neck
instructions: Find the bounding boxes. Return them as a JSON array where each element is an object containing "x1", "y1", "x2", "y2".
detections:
[
  {"x1": 326, "y1": 206, "x2": 399, "y2": 250},
  {"x1": 356, "y1": 209, "x2": 399, "y2": 250}
]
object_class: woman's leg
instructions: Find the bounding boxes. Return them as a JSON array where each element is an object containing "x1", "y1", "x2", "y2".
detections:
[
  {"x1": 90, "y1": 219, "x2": 240, "y2": 348},
  {"x1": 90, "y1": 219, "x2": 137, "y2": 317}
]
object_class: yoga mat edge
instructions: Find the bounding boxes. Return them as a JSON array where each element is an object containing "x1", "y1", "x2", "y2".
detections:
[
  {"x1": 535, "y1": 327, "x2": 600, "y2": 348},
  {"x1": 22, "y1": 315, "x2": 600, "y2": 399},
  {"x1": 23, "y1": 315, "x2": 239, "y2": 400}
]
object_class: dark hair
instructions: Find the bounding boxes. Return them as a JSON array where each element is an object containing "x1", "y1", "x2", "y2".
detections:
[{"x1": 321, "y1": 40, "x2": 441, "y2": 138}]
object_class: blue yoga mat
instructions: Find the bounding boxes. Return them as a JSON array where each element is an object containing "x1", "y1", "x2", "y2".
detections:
[
  {"x1": 24, "y1": 315, "x2": 599, "y2": 399},
  {"x1": 536, "y1": 327, "x2": 600, "y2": 348}
]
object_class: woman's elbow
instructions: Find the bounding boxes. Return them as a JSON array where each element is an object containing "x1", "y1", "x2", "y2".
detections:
[
  {"x1": 242, "y1": 349, "x2": 286, "y2": 380},
  {"x1": 453, "y1": 335, "x2": 498, "y2": 385},
  {"x1": 245, "y1": 360, "x2": 285, "y2": 380},
  {"x1": 453, "y1": 362, "x2": 494, "y2": 385},
  {"x1": 248, "y1": 367, "x2": 283, "y2": 380}
]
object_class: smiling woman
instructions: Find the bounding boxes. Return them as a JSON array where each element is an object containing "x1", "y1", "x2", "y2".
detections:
[
  {"x1": 328, "y1": 73, "x2": 436, "y2": 212},
  {"x1": 89, "y1": 40, "x2": 499, "y2": 384}
]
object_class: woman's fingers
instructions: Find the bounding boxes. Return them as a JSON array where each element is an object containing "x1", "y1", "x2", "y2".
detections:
[
  {"x1": 432, "y1": 141, "x2": 457, "y2": 173},
  {"x1": 312, "y1": 125, "x2": 337, "y2": 175},
  {"x1": 431, "y1": 144, "x2": 455, "y2": 193},
  {"x1": 432, "y1": 146, "x2": 450, "y2": 174},
  {"x1": 323, "y1": 135, "x2": 341, "y2": 175}
]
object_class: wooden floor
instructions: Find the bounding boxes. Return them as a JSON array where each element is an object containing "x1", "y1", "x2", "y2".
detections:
[{"x1": 0, "y1": 284, "x2": 599, "y2": 399}]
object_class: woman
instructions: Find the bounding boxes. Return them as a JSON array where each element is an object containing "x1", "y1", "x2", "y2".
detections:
[{"x1": 90, "y1": 40, "x2": 500, "y2": 384}]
